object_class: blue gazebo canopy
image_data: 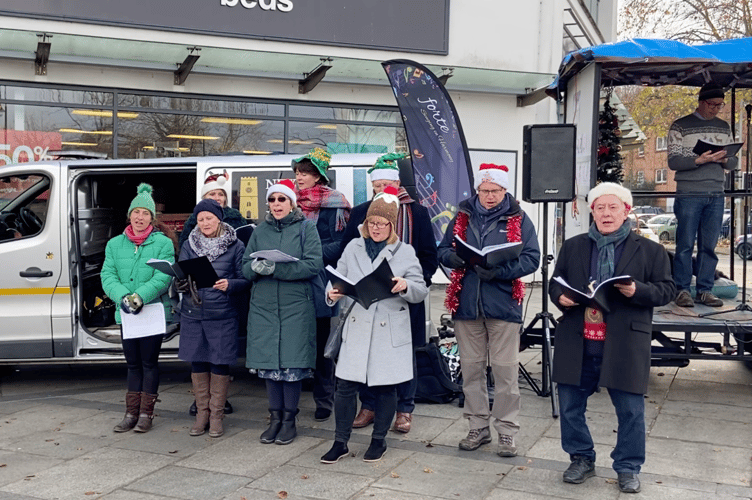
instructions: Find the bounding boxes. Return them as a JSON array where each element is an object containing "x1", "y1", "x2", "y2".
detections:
[{"x1": 547, "y1": 37, "x2": 752, "y2": 96}]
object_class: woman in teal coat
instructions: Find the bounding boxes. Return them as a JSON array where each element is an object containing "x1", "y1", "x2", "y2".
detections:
[
  {"x1": 243, "y1": 179, "x2": 323, "y2": 445},
  {"x1": 101, "y1": 183, "x2": 175, "y2": 434}
]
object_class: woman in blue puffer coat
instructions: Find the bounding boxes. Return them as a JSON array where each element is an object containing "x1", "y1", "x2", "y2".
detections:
[{"x1": 177, "y1": 199, "x2": 250, "y2": 438}]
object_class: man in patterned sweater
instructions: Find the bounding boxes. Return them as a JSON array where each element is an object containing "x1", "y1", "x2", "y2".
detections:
[{"x1": 668, "y1": 82, "x2": 739, "y2": 308}]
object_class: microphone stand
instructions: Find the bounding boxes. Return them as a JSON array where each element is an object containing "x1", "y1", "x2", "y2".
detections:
[{"x1": 700, "y1": 103, "x2": 752, "y2": 317}]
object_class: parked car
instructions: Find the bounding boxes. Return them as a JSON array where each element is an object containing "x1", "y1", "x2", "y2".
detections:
[
  {"x1": 646, "y1": 214, "x2": 677, "y2": 242},
  {"x1": 735, "y1": 234, "x2": 752, "y2": 260},
  {"x1": 632, "y1": 206, "x2": 665, "y2": 216},
  {"x1": 721, "y1": 213, "x2": 752, "y2": 239},
  {"x1": 627, "y1": 214, "x2": 660, "y2": 243}
]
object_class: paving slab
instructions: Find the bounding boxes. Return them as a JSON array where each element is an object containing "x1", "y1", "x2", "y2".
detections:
[
  {"x1": 0, "y1": 404, "x2": 103, "y2": 441},
  {"x1": 127, "y1": 465, "x2": 250, "y2": 500},
  {"x1": 494, "y1": 466, "x2": 620, "y2": 500},
  {"x1": 288, "y1": 440, "x2": 414, "y2": 478},
  {"x1": 224, "y1": 486, "x2": 319, "y2": 500},
  {"x1": 99, "y1": 490, "x2": 176, "y2": 500},
  {"x1": 0, "y1": 447, "x2": 176, "y2": 500},
  {"x1": 248, "y1": 463, "x2": 374, "y2": 500},
  {"x1": 2, "y1": 429, "x2": 109, "y2": 460},
  {"x1": 351, "y1": 487, "x2": 441, "y2": 500},
  {"x1": 525, "y1": 435, "x2": 617, "y2": 470},
  {"x1": 657, "y1": 399, "x2": 752, "y2": 423},
  {"x1": 370, "y1": 452, "x2": 509, "y2": 500},
  {"x1": 666, "y1": 379, "x2": 752, "y2": 407},
  {"x1": 650, "y1": 413, "x2": 752, "y2": 448},
  {"x1": 673, "y1": 359, "x2": 752, "y2": 386},
  {"x1": 176, "y1": 430, "x2": 320, "y2": 479},
  {"x1": 0, "y1": 450, "x2": 62, "y2": 488}
]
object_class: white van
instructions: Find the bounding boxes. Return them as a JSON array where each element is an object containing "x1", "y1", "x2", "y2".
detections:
[{"x1": 0, "y1": 153, "x2": 413, "y2": 364}]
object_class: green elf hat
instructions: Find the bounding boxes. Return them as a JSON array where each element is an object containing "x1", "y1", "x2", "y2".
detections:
[
  {"x1": 367, "y1": 152, "x2": 407, "y2": 182},
  {"x1": 292, "y1": 147, "x2": 332, "y2": 182},
  {"x1": 128, "y1": 183, "x2": 156, "y2": 217}
]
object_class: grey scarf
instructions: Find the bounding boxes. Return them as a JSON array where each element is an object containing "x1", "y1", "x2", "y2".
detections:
[
  {"x1": 587, "y1": 221, "x2": 631, "y2": 284},
  {"x1": 188, "y1": 222, "x2": 237, "y2": 262}
]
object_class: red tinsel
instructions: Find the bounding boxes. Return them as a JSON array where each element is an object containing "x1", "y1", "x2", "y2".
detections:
[{"x1": 444, "y1": 211, "x2": 525, "y2": 315}]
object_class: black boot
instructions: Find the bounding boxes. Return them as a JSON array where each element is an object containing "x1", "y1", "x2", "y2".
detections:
[
  {"x1": 363, "y1": 438, "x2": 387, "y2": 462},
  {"x1": 260, "y1": 410, "x2": 283, "y2": 444},
  {"x1": 275, "y1": 409, "x2": 299, "y2": 445},
  {"x1": 321, "y1": 441, "x2": 349, "y2": 464}
]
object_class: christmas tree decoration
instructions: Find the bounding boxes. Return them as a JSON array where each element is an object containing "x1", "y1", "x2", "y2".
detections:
[{"x1": 597, "y1": 88, "x2": 624, "y2": 184}]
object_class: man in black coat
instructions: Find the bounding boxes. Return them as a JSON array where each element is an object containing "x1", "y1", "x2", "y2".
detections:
[
  {"x1": 338, "y1": 152, "x2": 438, "y2": 434},
  {"x1": 549, "y1": 182, "x2": 674, "y2": 494}
]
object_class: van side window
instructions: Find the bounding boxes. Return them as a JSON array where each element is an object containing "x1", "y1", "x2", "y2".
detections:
[{"x1": 0, "y1": 174, "x2": 50, "y2": 241}]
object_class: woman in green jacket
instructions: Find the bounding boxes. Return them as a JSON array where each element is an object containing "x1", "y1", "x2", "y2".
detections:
[
  {"x1": 244, "y1": 179, "x2": 323, "y2": 445},
  {"x1": 101, "y1": 183, "x2": 175, "y2": 434}
]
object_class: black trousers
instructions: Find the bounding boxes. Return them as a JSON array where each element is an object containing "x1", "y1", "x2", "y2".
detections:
[{"x1": 122, "y1": 333, "x2": 163, "y2": 394}]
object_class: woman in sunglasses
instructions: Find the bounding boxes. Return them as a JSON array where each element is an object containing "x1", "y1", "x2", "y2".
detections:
[{"x1": 243, "y1": 179, "x2": 323, "y2": 445}]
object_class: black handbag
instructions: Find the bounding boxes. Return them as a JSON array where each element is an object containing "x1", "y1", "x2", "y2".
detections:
[{"x1": 324, "y1": 302, "x2": 355, "y2": 361}]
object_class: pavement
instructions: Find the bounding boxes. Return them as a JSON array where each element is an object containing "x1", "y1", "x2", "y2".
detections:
[{"x1": 2, "y1": 285, "x2": 752, "y2": 500}]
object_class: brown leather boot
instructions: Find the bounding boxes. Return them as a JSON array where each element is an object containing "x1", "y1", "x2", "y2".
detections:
[
  {"x1": 352, "y1": 408, "x2": 375, "y2": 428},
  {"x1": 133, "y1": 393, "x2": 158, "y2": 433},
  {"x1": 113, "y1": 391, "x2": 141, "y2": 433},
  {"x1": 190, "y1": 373, "x2": 211, "y2": 436},
  {"x1": 209, "y1": 374, "x2": 230, "y2": 438}
]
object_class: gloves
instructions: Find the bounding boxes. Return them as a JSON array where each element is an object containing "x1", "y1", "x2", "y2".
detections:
[
  {"x1": 251, "y1": 258, "x2": 275, "y2": 276},
  {"x1": 447, "y1": 251, "x2": 466, "y2": 269},
  {"x1": 174, "y1": 278, "x2": 190, "y2": 294},
  {"x1": 120, "y1": 293, "x2": 144, "y2": 314},
  {"x1": 474, "y1": 265, "x2": 498, "y2": 282}
]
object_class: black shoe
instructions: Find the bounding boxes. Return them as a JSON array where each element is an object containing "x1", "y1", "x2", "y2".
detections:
[
  {"x1": 562, "y1": 456, "x2": 595, "y2": 484},
  {"x1": 190, "y1": 398, "x2": 233, "y2": 416},
  {"x1": 274, "y1": 409, "x2": 298, "y2": 445},
  {"x1": 363, "y1": 438, "x2": 387, "y2": 462},
  {"x1": 321, "y1": 441, "x2": 349, "y2": 464},
  {"x1": 314, "y1": 408, "x2": 331, "y2": 421},
  {"x1": 259, "y1": 410, "x2": 283, "y2": 444},
  {"x1": 617, "y1": 473, "x2": 641, "y2": 493}
]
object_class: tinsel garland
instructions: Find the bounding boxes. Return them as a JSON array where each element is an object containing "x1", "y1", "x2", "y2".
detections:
[{"x1": 444, "y1": 211, "x2": 525, "y2": 314}]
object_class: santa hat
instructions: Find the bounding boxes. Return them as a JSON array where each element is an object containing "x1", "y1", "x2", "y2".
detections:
[
  {"x1": 474, "y1": 163, "x2": 510, "y2": 191},
  {"x1": 587, "y1": 182, "x2": 633, "y2": 211},
  {"x1": 368, "y1": 152, "x2": 405, "y2": 182},
  {"x1": 201, "y1": 170, "x2": 230, "y2": 198},
  {"x1": 266, "y1": 179, "x2": 297, "y2": 205},
  {"x1": 366, "y1": 185, "x2": 400, "y2": 228}
]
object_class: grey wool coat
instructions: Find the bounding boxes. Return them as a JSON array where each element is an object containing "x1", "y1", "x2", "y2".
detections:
[{"x1": 327, "y1": 237, "x2": 428, "y2": 386}]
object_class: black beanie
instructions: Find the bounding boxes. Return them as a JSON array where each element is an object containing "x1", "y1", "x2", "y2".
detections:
[
  {"x1": 698, "y1": 83, "x2": 725, "y2": 102},
  {"x1": 193, "y1": 198, "x2": 224, "y2": 221}
]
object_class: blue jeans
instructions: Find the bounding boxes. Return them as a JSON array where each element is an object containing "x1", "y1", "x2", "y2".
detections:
[
  {"x1": 674, "y1": 194, "x2": 725, "y2": 293},
  {"x1": 558, "y1": 355, "x2": 645, "y2": 474}
]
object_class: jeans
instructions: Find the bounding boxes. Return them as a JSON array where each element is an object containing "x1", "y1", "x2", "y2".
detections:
[
  {"x1": 334, "y1": 378, "x2": 396, "y2": 443},
  {"x1": 557, "y1": 355, "x2": 645, "y2": 474},
  {"x1": 674, "y1": 194, "x2": 725, "y2": 293},
  {"x1": 122, "y1": 333, "x2": 163, "y2": 395}
]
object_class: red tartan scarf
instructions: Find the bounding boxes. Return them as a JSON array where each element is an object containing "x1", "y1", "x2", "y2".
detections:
[
  {"x1": 296, "y1": 184, "x2": 352, "y2": 231},
  {"x1": 444, "y1": 211, "x2": 525, "y2": 314},
  {"x1": 396, "y1": 187, "x2": 415, "y2": 245}
]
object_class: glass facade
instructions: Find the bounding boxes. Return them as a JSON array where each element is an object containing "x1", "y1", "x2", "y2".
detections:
[{"x1": 0, "y1": 83, "x2": 406, "y2": 165}]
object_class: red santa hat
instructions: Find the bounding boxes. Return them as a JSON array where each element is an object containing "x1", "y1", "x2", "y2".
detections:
[
  {"x1": 201, "y1": 170, "x2": 230, "y2": 198},
  {"x1": 266, "y1": 179, "x2": 297, "y2": 205},
  {"x1": 474, "y1": 163, "x2": 510, "y2": 191}
]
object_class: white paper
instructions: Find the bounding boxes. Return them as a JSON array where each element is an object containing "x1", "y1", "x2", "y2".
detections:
[
  {"x1": 121, "y1": 303, "x2": 166, "y2": 339},
  {"x1": 249, "y1": 249, "x2": 299, "y2": 262},
  {"x1": 325, "y1": 265, "x2": 355, "y2": 285}
]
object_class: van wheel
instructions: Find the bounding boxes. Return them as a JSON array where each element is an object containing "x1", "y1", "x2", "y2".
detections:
[
  {"x1": 738, "y1": 243, "x2": 752, "y2": 260},
  {"x1": 659, "y1": 231, "x2": 670, "y2": 242}
]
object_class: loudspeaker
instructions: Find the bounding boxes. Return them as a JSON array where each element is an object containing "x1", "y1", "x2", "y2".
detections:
[{"x1": 522, "y1": 124, "x2": 576, "y2": 203}]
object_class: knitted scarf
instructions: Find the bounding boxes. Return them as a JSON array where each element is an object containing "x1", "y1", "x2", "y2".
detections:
[
  {"x1": 445, "y1": 211, "x2": 525, "y2": 314},
  {"x1": 587, "y1": 221, "x2": 631, "y2": 284},
  {"x1": 188, "y1": 222, "x2": 237, "y2": 262},
  {"x1": 296, "y1": 184, "x2": 351, "y2": 231},
  {"x1": 395, "y1": 187, "x2": 415, "y2": 245},
  {"x1": 125, "y1": 224, "x2": 153, "y2": 246}
]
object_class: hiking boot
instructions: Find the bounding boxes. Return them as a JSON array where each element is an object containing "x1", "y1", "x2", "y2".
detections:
[
  {"x1": 497, "y1": 434, "x2": 517, "y2": 457},
  {"x1": 562, "y1": 456, "x2": 595, "y2": 484},
  {"x1": 321, "y1": 441, "x2": 349, "y2": 464},
  {"x1": 363, "y1": 438, "x2": 387, "y2": 462},
  {"x1": 352, "y1": 408, "x2": 375, "y2": 428},
  {"x1": 675, "y1": 290, "x2": 694, "y2": 307},
  {"x1": 617, "y1": 472, "x2": 641, "y2": 493},
  {"x1": 458, "y1": 427, "x2": 491, "y2": 451},
  {"x1": 695, "y1": 291, "x2": 723, "y2": 307},
  {"x1": 391, "y1": 412, "x2": 412, "y2": 433}
]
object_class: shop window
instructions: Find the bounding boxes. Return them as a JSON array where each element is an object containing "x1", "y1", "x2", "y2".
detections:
[
  {"x1": 117, "y1": 112, "x2": 285, "y2": 158},
  {"x1": 2, "y1": 86, "x2": 113, "y2": 106},
  {"x1": 636, "y1": 171, "x2": 645, "y2": 185},
  {"x1": 289, "y1": 105, "x2": 400, "y2": 123},
  {"x1": 656, "y1": 169, "x2": 668, "y2": 184},
  {"x1": 0, "y1": 174, "x2": 50, "y2": 242},
  {"x1": 656, "y1": 136, "x2": 667, "y2": 151},
  {"x1": 117, "y1": 93, "x2": 284, "y2": 117},
  {"x1": 0, "y1": 104, "x2": 113, "y2": 165},
  {"x1": 287, "y1": 121, "x2": 406, "y2": 155}
]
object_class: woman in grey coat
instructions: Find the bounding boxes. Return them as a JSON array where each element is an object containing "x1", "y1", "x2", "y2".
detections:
[{"x1": 320, "y1": 186, "x2": 428, "y2": 464}]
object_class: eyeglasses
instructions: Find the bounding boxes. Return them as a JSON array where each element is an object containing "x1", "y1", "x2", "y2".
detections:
[
  {"x1": 705, "y1": 101, "x2": 725, "y2": 110},
  {"x1": 478, "y1": 189, "x2": 504, "y2": 196},
  {"x1": 367, "y1": 221, "x2": 390, "y2": 229},
  {"x1": 267, "y1": 196, "x2": 288, "y2": 203}
]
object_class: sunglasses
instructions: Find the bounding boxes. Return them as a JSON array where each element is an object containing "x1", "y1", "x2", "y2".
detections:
[{"x1": 267, "y1": 196, "x2": 289, "y2": 203}]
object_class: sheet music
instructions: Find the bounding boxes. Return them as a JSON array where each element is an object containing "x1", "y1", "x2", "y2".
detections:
[{"x1": 121, "y1": 303, "x2": 167, "y2": 339}]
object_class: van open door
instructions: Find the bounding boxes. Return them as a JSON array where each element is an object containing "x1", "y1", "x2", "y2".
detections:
[{"x1": 0, "y1": 164, "x2": 64, "y2": 359}]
